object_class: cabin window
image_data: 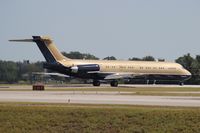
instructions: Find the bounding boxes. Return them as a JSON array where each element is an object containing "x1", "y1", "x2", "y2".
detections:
[
  {"x1": 146, "y1": 67, "x2": 151, "y2": 69},
  {"x1": 168, "y1": 67, "x2": 176, "y2": 70},
  {"x1": 159, "y1": 67, "x2": 164, "y2": 70},
  {"x1": 128, "y1": 66, "x2": 132, "y2": 69}
]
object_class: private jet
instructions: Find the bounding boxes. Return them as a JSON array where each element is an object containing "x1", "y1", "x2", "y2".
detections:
[{"x1": 10, "y1": 36, "x2": 191, "y2": 87}]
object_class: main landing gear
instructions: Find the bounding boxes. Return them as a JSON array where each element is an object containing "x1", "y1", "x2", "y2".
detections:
[
  {"x1": 92, "y1": 80, "x2": 119, "y2": 87},
  {"x1": 93, "y1": 80, "x2": 100, "y2": 86},
  {"x1": 110, "y1": 80, "x2": 118, "y2": 87},
  {"x1": 179, "y1": 82, "x2": 184, "y2": 86}
]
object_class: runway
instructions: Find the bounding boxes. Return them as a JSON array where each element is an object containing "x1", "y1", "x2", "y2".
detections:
[
  {"x1": 0, "y1": 91, "x2": 200, "y2": 107},
  {"x1": 2, "y1": 84, "x2": 200, "y2": 91}
]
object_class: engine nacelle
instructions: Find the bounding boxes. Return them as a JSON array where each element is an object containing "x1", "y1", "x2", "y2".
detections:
[
  {"x1": 71, "y1": 64, "x2": 100, "y2": 73},
  {"x1": 71, "y1": 66, "x2": 78, "y2": 73}
]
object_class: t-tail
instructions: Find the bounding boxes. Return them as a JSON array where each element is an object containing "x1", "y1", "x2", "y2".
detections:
[{"x1": 9, "y1": 36, "x2": 70, "y2": 63}]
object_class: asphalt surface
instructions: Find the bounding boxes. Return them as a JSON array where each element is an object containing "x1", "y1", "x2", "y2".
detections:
[
  {"x1": 1, "y1": 84, "x2": 200, "y2": 107},
  {"x1": 0, "y1": 91, "x2": 200, "y2": 107},
  {"x1": 2, "y1": 84, "x2": 200, "y2": 90}
]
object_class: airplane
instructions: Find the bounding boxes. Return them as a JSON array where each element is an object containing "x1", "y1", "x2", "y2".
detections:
[{"x1": 9, "y1": 36, "x2": 191, "y2": 87}]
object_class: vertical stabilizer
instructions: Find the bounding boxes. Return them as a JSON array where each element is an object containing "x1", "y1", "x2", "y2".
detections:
[{"x1": 9, "y1": 36, "x2": 70, "y2": 63}]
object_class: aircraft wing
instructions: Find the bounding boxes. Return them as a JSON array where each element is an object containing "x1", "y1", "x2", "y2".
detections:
[
  {"x1": 88, "y1": 71, "x2": 145, "y2": 80},
  {"x1": 32, "y1": 72, "x2": 70, "y2": 78},
  {"x1": 104, "y1": 73, "x2": 145, "y2": 80}
]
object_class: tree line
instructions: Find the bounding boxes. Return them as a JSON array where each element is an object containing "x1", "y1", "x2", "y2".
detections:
[
  {"x1": 0, "y1": 60, "x2": 43, "y2": 83},
  {"x1": 0, "y1": 52, "x2": 200, "y2": 84}
]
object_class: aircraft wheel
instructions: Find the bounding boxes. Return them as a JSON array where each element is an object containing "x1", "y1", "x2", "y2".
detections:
[
  {"x1": 110, "y1": 80, "x2": 118, "y2": 87},
  {"x1": 179, "y1": 82, "x2": 184, "y2": 86},
  {"x1": 93, "y1": 80, "x2": 100, "y2": 86}
]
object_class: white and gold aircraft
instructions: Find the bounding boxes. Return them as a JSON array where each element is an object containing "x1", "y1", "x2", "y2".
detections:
[{"x1": 10, "y1": 36, "x2": 191, "y2": 87}]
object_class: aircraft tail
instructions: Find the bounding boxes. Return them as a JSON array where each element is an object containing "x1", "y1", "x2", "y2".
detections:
[{"x1": 9, "y1": 36, "x2": 70, "y2": 63}]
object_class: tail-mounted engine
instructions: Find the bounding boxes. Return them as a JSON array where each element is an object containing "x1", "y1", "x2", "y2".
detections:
[{"x1": 71, "y1": 64, "x2": 100, "y2": 73}]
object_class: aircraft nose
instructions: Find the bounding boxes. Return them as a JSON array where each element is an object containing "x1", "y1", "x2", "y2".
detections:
[
  {"x1": 184, "y1": 69, "x2": 192, "y2": 80},
  {"x1": 185, "y1": 69, "x2": 191, "y2": 76}
]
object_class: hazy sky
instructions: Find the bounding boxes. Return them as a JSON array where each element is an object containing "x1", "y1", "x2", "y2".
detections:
[{"x1": 1, "y1": 0, "x2": 200, "y2": 62}]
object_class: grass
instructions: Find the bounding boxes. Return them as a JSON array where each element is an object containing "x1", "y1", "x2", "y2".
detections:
[{"x1": 0, "y1": 103, "x2": 200, "y2": 133}]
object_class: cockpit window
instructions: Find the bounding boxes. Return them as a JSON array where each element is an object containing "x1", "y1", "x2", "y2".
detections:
[{"x1": 180, "y1": 65, "x2": 185, "y2": 69}]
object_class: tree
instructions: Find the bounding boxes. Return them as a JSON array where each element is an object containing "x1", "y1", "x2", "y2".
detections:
[
  {"x1": 142, "y1": 56, "x2": 155, "y2": 61},
  {"x1": 129, "y1": 56, "x2": 155, "y2": 61},
  {"x1": 195, "y1": 55, "x2": 200, "y2": 63},
  {"x1": 191, "y1": 55, "x2": 200, "y2": 84},
  {"x1": 175, "y1": 53, "x2": 198, "y2": 84},
  {"x1": 194, "y1": 55, "x2": 200, "y2": 74},
  {"x1": 0, "y1": 60, "x2": 18, "y2": 83},
  {"x1": 62, "y1": 51, "x2": 99, "y2": 60},
  {"x1": 129, "y1": 57, "x2": 142, "y2": 61},
  {"x1": 103, "y1": 56, "x2": 117, "y2": 60},
  {"x1": 175, "y1": 53, "x2": 194, "y2": 70}
]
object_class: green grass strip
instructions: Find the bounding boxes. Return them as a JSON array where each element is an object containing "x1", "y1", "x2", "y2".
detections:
[{"x1": 0, "y1": 103, "x2": 199, "y2": 133}]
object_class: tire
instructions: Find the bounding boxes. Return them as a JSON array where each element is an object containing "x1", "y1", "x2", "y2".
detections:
[
  {"x1": 93, "y1": 80, "x2": 100, "y2": 86},
  {"x1": 179, "y1": 82, "x2": 184, "y2": 86},
  {"x1": 110, "y1": 81, "x2": 118, "y2": 87}
]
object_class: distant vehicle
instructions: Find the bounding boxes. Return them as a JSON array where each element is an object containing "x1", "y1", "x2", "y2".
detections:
[{"x1": 10, "y1": 36, "x2": 191, "y2": 87}]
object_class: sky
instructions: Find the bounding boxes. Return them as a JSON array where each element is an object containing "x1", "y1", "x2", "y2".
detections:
[{"x1": 0, "y1": 0, "x2": 200, "y2": 62}]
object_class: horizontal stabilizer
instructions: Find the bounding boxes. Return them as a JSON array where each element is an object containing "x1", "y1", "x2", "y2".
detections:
[
  {"x1": 9, "y1": 36, "x2": 52, "y2": 42},
  {"x1": 9, "y1": 39, "x2": 34, "y2": 42}
]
